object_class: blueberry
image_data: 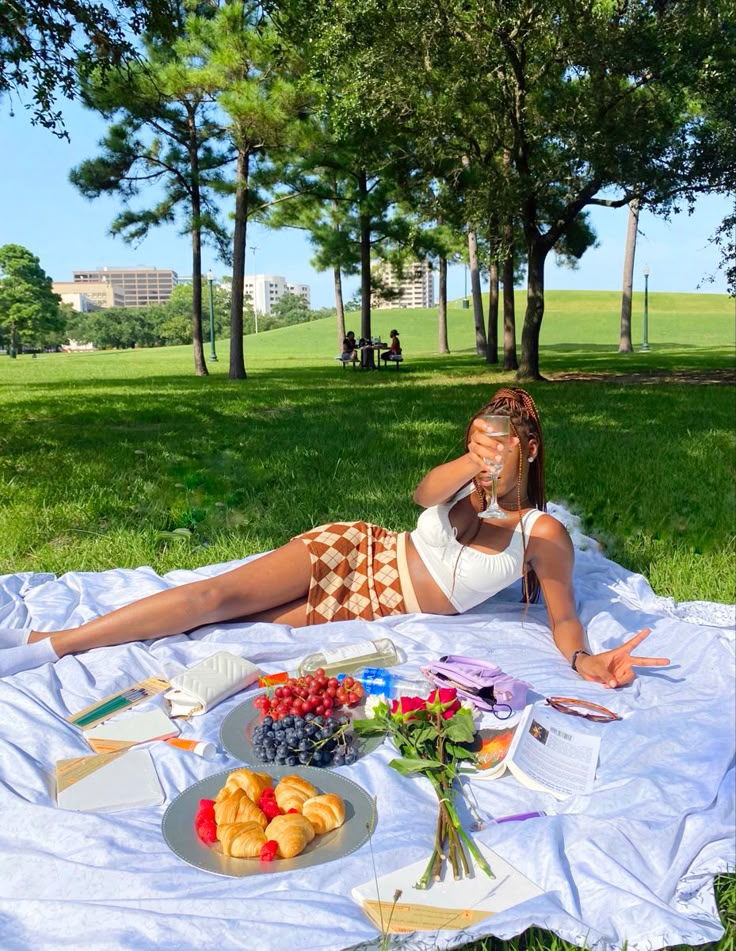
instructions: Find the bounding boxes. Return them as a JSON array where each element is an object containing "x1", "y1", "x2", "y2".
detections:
[
  {"x1": 298, "y1": 739, "x2": 310, "y2": 751},
  {"x1": 262, "y1": 716, "x2": 273, "y2": 727},
  {"x1": 325, "y1": 717, "x2": 338, "y2": 732},
  {"x1": 338, "y1": 715, "x2": 350, "y2": 727},
  {"x1": 313, "y1": 716, "x2": 324, "y2": 726},
  {"x1": 304, "y1": 724, "x2": 318, "y2": 737},
  {"x1": 304, "y1": 713, "x2": 315, "y2": 722},
  {"x1": 282, "y1": 715, "x2": 294, "y2": 728},
  {"x1": 311, "y1": 750, "x2": 323, "y2": 765},
  {"x1": 344, "y1": 751, "x2": 357, "y2": 765},
  {"x1": 332, "y1": 753, "x2": 345, "y2": 767},
  {"x1": 298, "y1": 751, "x2": 311, "y2": 764},
  {"x1": 292, "y1": 714, "x2": 304, "y2": 724},
  {"x1": 286, "y1": 755, "x2": 298, "y2": 766}
]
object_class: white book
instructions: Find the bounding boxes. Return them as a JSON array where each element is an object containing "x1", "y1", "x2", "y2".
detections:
[
  {"x1": 55, "y1": 747, "x2": 165, "y2": 813},
  {"x1": 352, "y1": 843, "x2": 542, "y2": 933},
  {"x1": 474, "y1": 703, "x2": 601, "y2": 800}
]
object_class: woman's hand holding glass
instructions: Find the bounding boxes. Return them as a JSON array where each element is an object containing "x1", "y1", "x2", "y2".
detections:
[
  {"x1": 468, "y1": 415, "x2": 515, "y2": 519},
  {"x1": 467, "y1": 417, "x2": 519, "y2": 472}
]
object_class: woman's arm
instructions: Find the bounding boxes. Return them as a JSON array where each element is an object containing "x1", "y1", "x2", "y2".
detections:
[
  {"x1": 530, "y1": 517, "x2": 670, "y2": 688},
  {"x1": 413, "y1": 419, "x2": 514, "y2": 507}
]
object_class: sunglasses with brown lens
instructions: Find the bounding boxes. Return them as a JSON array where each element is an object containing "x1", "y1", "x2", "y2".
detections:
[{"x1": 545, "y1": 696, "x2": 621, "y2": 723}]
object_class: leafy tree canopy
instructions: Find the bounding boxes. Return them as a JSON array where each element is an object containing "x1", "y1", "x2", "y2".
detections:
[
  {"x1": 0, "y1": 243, "x2": 63, "y2": 351},
  {"x1": 0, "y1": 0, "x2": 174, "y2": 134}
]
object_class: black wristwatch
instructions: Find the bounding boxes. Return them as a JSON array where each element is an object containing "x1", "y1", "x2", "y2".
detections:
[{"x1": 570, "y1": 649, "x2": 591, "y2": 672}]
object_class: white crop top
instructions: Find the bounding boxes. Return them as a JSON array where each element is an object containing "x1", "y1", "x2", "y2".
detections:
[{"x1": 410, "y1": 482, "x2": 544, "y2": 612}]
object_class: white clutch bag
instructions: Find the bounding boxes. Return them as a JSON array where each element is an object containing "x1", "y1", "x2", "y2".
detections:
[{"x1": 165, "y1": 652, "x2": 261, "y2": 718}]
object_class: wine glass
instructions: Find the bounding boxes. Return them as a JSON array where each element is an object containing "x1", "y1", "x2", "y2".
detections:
[{"x1": 476, "y1": 414, "x2": 511, "y2": 519}]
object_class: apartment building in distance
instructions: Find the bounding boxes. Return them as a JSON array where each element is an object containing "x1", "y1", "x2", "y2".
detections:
[
  {"x1": 52, "y1": 281, "x2": 125, "y2": 310},
  {"x1": 71, "y1": 266, "x2": 178, "y2": 308},
  {"x1": 372, "y1": 259, "x2": 435, "y2": 309},
  {"x1": 243, "y1": 274, "x2": 311, "y2": 315}
]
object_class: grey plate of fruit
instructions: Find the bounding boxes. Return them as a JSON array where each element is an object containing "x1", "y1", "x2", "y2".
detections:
[
  {"x1": 162, "y1": 765, "x2": 376, "y2": 877},
  {"x1": 220, "y1": 695, "x2": 382, "y2": 768}
]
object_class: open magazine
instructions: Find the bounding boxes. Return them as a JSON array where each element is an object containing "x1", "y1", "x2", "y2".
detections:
[{"x1": 473, "y1": 703, "x2": 601, "y2": 800}]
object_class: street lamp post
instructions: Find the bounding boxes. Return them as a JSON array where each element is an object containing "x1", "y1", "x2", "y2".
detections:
[
  {"x1": 206, "y1": 270, "x2": 218, "y2": 362},
  {"x1": 641, "y1": 265, "x2": 650, "y2": 352},
  {"x1": 249, "y1": 246, "x2": 259, "y2": 333}
]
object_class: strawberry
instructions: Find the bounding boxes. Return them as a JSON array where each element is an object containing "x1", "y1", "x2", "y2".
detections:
[{"x1": 260, "y1": 840, "x2": 279, "y2": 863}]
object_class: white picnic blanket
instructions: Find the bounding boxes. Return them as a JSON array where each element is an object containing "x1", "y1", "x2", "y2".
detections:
[{"x1": 0, "y1": 505, "x2": 733, "y2": 951}]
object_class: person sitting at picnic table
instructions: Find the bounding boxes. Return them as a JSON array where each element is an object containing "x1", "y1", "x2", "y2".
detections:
[
  {"x1": 381, "y1": 329, "x2": 402, "y2": 365},
  {"x1": 341, "y1": 330, "x2": 359, "y2": 365},
  {"x1": 0, "y1": 387, "x2": 668, "y2": 685}
]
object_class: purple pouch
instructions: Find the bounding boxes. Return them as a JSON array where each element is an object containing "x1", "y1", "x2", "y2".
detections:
[{"x1": 421, "y1": 654, "x2": 530, "y2": 712}]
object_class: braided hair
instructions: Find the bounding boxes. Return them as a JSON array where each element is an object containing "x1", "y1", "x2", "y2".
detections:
[{"x1": 464, "y1": 387, "x2": 546, "y2": 604}]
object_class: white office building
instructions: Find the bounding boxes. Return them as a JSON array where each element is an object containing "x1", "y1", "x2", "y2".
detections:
[
  {"x1": 243, "y1": 274, "x2": 311, "y2": 315},
  {"x1": 372, "y1": 259, "x2": 435, "y2": 309}
]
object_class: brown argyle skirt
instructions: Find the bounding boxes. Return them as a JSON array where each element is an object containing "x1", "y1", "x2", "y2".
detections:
[{"x1": 294, "y1": 521, "x2": 407, "y2": 625}]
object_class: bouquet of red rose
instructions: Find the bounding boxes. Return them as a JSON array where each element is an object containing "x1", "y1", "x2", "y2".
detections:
[{"x1": 353, "y1": 687, "x2": 494, "y2": 888}]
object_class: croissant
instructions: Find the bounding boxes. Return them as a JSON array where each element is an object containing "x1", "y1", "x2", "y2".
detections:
[
  {"x1": 221, "y1": 768, "x2": 273, "y2": 803},
  {"x1": 217, "y1": 821, "x2": 268, "y2": 858},
  {"x1": 214, "y1": 787, "x2": 268, "y2": 829},
  {"x1": 264, "y1": 813, "x2": 315, "y2": 859},
  {"x1": 273, "y1": 774, "x2": 319, "y2": 814},
  {"x1": 301, "y1": 793, "x2": 346, "y2": 835}
]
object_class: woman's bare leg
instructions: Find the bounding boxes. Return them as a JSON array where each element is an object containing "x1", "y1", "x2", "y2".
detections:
[
  {"x1": 240, "y1": 598, "x2": 309, "y2": 627},
  {"x1": 28, "y1": 540, "x2": 313, "y2": 659}
]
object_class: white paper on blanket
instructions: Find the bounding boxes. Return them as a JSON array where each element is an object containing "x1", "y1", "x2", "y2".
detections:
[
  {"x1": 55, "y1": 748, "x2": 165, "y2": 812},
  {"x1": 164, "y1": 651, "x2": 261, "y2": 717},
  {"x1": 472, "y1": 703, "x2": 600, "y2": 799},
  {"x1": 352, "y1": 842, "x2": 543, "y2": 933},
  {"x1": 83, "y1": 705, "x2": 179, "y2": 753}
]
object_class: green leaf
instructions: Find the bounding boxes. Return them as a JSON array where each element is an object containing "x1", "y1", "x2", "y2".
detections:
[
  {"x1": 351, "y1": 718, "x2": 387, "y2": 736},
  {"x1": 388, "y1": 757, "x2": 443, "y2": 775},
  {"x1": 444, "y1": 741, "x2": 477, "y2": 763},
  {"x1": 443, "y1": 714, "x2": 476, "y2": 744}
]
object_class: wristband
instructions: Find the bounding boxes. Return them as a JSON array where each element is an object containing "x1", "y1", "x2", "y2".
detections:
[{"x1": 570, "y1": 649, "x2": 591, "y2": 672}]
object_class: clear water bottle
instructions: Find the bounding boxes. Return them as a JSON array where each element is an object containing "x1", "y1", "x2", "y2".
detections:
[
  {"x1": 297, "y1": 637, "x2": 399, "y2": 678},
  {"x1": 345, "y1": 666, "x2": 428, "y2": 699}
]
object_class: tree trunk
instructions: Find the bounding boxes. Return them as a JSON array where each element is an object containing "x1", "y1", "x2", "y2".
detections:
[
  {"x1": 334, "y1": 266, "x2": 346, "y2": 351},
  {"x1": 619, "y1": 198, "x2": 639, "y2": 353},
  {"x1": 518, "y1": 240, "x2": 548, "y2": 381},
  {"x1": 358, "y1": 169, "x2": 372, "y2": 343},
  {"x1": 487, "y1": 261, "x2": 499, "y2": 364},
  {"x1": 189, "y1": 124, "x2": 208, "y2": 377},
  {"x1": 502, "y1": 219, "x2": 518, "y2": 370},
  {"x1": 438, "y1": 255, "x2": 449, "y2": 353},
  {"x1": 229, "y1": 147, "x2": 249, "y2": 380},
  {"x1": 468, "y1": 229, "x2": 487, "y2": 356}
]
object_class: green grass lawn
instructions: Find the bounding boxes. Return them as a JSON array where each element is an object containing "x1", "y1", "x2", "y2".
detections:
[{"x1": 0, "y1": 289, "x2": 734, "y2": 949}]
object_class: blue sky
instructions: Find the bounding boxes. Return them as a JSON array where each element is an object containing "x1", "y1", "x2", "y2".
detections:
[{"x1": 0, "y1": 98, "x2": 731, "y2": 308}]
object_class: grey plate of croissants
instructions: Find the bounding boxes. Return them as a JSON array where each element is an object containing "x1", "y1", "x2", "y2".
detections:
[{"x1": 162, "y1": 766, "x2": 376, "y2": 876}]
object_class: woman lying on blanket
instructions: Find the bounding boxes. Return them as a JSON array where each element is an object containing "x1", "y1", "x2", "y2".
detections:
[{"x1": 1, "y1": 387, "x2": 668, "y2": 684}]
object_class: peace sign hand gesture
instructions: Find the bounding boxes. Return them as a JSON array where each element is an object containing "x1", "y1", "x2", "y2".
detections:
[{"x1": 575, "y1": 628, "x2": 670, "y2": 689}]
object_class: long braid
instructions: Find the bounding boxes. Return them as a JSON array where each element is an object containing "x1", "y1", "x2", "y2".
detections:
[{"x1": 465, "y1": 387, "x2": 546, "y2": 604}]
